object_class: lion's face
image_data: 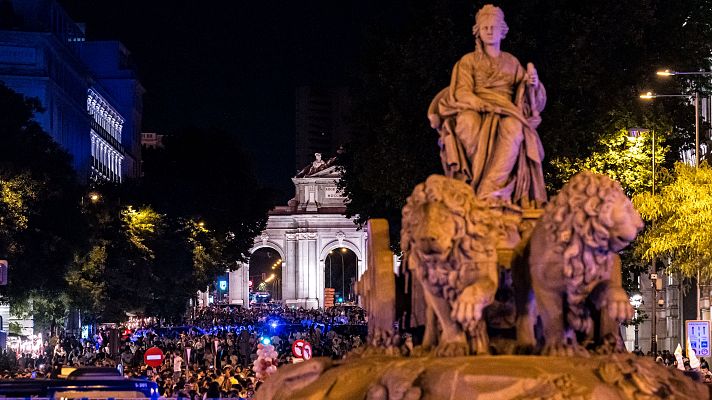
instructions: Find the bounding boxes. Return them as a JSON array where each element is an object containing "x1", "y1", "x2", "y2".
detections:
[
  {"x1": 606, "y1": 197, "x2": 644, "y2": 252},
  {"x1": 410, "y1": 202, "x2": 460, "y2": 259}
]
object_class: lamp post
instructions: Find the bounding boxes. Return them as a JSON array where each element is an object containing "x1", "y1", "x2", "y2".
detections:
[
  {"x1": 647, "y1": 70, "x2": 709, "y2": 321},
  {"x1": 628, "y1": 127, "x2": 659, "y2": 355},
  {"x1": 640, "y1": 91, "x2": 700, "y2": 167},
  {"x1": 327, "y1": 251, "x2": 333, "y2": 288},
  {"x1": 340, "y1": 248, "x2": 346, "y2": 302},
  {"x1": 654, "y1": 68, "x2": 711, "y2": 167},
  {"x1": 630, "y1": 292, "x2": 643, "y2": 351}
]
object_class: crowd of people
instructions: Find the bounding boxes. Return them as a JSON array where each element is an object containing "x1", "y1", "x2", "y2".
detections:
[
  {"x1": 630, "y1": 349, "x2": 712, "y2": 383},
  {"x1": 0, "y1": 304, "x2": 368, "y2": 398},
  {"x1": 1, "y1": 303, "x2": 710, "y2": 397}
]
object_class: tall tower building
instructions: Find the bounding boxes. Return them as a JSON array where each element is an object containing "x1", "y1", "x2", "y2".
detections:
[{"x1": 295, "y1": 86, "x2": 353, "y2": 172}]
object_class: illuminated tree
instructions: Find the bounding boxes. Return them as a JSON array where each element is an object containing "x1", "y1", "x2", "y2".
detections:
[
  {"x1": 551, "y1": 128, "x2": 668, "y2": 197},
  {"x1": 633, "y1": 162, "x2": 712, "y2": 280}
]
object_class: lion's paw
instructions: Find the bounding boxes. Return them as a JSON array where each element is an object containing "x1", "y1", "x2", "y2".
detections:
[
  {"x1": 541, "y1": 342, "x2": 589, "y2": 358},
  {"x1": 434, "y1": 339, "x2": 469, "y2": 357},
  {"x1": 594, "y1": 333, "x2": 627, "y2": 355}
]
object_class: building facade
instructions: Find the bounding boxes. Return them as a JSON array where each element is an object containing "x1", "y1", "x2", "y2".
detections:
[
  {"x1": 228, "y1": 155, "x2": 368, "y2": 309},
  {"x1": 0, "y1": 0, "x2": 143, "y2": 182}
]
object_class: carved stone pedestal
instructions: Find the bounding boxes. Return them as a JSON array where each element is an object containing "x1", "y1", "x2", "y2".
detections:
[{"x1": 256, "y1": 354, "x2": 710, "y2": 400}]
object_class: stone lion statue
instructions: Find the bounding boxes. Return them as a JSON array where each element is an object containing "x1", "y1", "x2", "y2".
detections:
[
  {"x1": 402, "y1": 174, "x2": 503, "y2": 356},
  {"x1": 514, "y1": 171, "x2": 644, "y2": 355}
]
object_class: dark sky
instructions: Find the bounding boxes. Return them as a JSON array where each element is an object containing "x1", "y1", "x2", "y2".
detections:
[{"x1": 59, "y1": 0, "x2": 375, "y2": 200}]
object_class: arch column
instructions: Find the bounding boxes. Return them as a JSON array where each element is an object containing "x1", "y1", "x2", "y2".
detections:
[
  {"x1": 228, "y1": 262, "x2": 250, "y2": 308},
  {"x1": 283, "y1": 233, "x2": 297, "y2": 304},
  {"x1": 306, "y1": 233, "x2": 319, "y2": 309}
]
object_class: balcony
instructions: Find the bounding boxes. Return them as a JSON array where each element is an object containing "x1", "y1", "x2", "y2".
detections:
[{"x1": 90, "y1": 119, "x2": 124, "y2": 155}]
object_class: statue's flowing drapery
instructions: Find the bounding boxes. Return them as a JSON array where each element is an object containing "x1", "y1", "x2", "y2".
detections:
[{"x1": 428, "y1": 52, "x2": 547, "y2": 207}]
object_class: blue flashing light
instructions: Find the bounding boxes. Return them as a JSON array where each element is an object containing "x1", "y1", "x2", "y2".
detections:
[
  {"x1": 270, "y1": 322, "x2": 278, "y2": 328},
  {"x1": 337, "y1": 297, "x2": 344, "y2": 303},
  {"x1": 261, "y1": 337, "x2": 271, "y2": 345}
]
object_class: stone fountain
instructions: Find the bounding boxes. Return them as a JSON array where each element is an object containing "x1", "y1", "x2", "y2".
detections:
[{"x1": 256, "y1": 5, "x2": 709, "y2": 399}]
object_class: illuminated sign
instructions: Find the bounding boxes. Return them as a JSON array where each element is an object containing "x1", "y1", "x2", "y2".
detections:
[
  {"x1": 218, "y1": 280, "x2": 227, "y2": 291},
  {"x1": 687, "y1": 320, "x2": 711, "y2": 356}
]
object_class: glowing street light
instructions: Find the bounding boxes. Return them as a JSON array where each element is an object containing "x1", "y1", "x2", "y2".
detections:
[
  {"x1": 629, "y1": 292, "x2": 643, "y2": 351},
  {"x1": 639, "y1": 91, "x2": 700, "y2": 168},
  {"x1": 656, "y1": 69, "x2": 712, "y2": 77}
]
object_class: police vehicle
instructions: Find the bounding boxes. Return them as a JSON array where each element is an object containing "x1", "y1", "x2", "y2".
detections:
[{"x1": 0, "y1": 367, "x2": 159, "y2": 399}]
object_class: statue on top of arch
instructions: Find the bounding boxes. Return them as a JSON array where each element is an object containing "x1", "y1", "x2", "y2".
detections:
[{"x1": 296, "y1": 152, "x2": 338, "y2": 178}]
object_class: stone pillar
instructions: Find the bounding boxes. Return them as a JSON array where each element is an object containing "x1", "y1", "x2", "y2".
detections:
[
  {"x1": 306, "y1": 233, "x2": 319, "y2": 309},
  {"x1": 297, "y1": 234, "x2": 309, "y2": 304},
  {"x1": 228, "y1": 263, "x2": 250, "y2": 308},
  {"x1": 284, "y1": 233, "x2": 299, "y2": 307}
]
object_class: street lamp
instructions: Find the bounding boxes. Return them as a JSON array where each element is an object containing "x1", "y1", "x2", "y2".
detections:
[
  {"x1": 639, "y1": 91, "x2": 700, "y2": 168},
  {"x1": 327, "y1": 251, "x2": 333, "y2": 288},
  {"x1": 656, "y1": 69, "x2": 712, "y2": 77},
  {"x1": 630, "y1": 292, "x2": 643, "y2": 351},
  {"x1": 655, "y1": 69, "x2": 711, "y2": 321},
  {"x1": 340, "y1": 247, "x2": 347, "y2": 301},
  {"x1": 628, "y1": 127, "x2": 660, "y2": 356},
  {"x1": 654, "y1": 68, "x2": 711, "y2": 166}
]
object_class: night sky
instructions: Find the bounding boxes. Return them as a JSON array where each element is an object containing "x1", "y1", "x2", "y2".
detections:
[{"x1": 59, "y1": 0, "x2": 377, "y2": 200}]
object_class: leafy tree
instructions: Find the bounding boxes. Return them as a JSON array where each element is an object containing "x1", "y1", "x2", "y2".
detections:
[
  {"x1": 69, "y1": 198, "x2": 230, "y2": 321},
  {"x1": 551, "y1": 128, "x2": 669, "y2": 197},
  {"x1": 633, "y1": 162, "x2": 712, "y2": 281},
  {"x1": 339, "y1": 0, "x2": 712, "y2": 248},
  {"x1": 0, "y1": 82, "x2": 85, "y2": 303},
  {"x1": 140, "y1": 128, "x2": 273, "y2": 263}
]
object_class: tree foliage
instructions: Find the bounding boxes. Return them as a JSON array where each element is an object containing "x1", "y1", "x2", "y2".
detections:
[
  {"x1": 633, "y1": 162, "x2": 712, "y2": 281},
  {"x1": 140, "y1": 128, "x2": 273, "y2": 263},
  {"x1": 68, "y1": 200, "x2": 229, "y2": 321},
  {"x1": 0, "y1": 82, "x2": 85, "y2": 302},
  {"x1": 552, "y1": 128, "x2": 669, "y2": 197}
]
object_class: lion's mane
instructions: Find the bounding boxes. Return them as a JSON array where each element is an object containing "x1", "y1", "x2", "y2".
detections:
[
  {"x1": 541, "y1": 171, "x2": 631, "y2": 333},
  {"x1": 401, "y1": 175, "x2": 501, "y2": 301}
]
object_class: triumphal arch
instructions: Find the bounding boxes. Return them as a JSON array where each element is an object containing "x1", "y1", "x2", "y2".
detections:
[{"x1": 228, "y1": 154, "x2": 369, "y2": 309}]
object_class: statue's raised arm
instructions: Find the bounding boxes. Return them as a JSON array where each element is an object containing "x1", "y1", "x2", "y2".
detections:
[{"x1": 428, "y1": 4, "x2": 547, "y2": 209}]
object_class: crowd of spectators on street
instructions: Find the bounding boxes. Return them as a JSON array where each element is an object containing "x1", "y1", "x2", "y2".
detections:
[
  {"x1": 0, "y1": 304, "x2": 368, "y2": 398},
  {"x1": 629, "y1": 349, "x2": 712, "y2": 382}
]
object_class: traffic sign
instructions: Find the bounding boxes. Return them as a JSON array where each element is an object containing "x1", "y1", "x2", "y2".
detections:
[
  {"x1": 143, "y1": 347, "x2": 165, "y2": 368},
  {"x1": 291, "y1": 339, "x2": 312, "y2": 360},
  {"x1": 687, "y1": 320, "x2": 711, "y2": 357}
]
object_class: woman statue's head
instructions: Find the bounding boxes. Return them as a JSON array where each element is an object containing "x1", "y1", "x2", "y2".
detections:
[{"x1": 472, "y1": 4, "x2": 508, "y2": 45}]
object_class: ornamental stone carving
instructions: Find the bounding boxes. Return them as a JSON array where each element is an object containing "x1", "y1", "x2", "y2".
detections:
[
  {"x1": 401, "y1": 175, "x2": 503, "y2": 356},
  {"x1": 514, "y1": 172, "x2": 644, "y2": 355}
]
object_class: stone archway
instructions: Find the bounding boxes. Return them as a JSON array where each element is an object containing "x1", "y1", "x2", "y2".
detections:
[
  {"x1": 320, "y1": 240, "x2": 363, "y2": 307},
  {"x1": 249, "y1": 247, "x2": 285, "y2": 301},
  {"x1": 228, "y1": 243, "x2": 285, "y2": 308}
]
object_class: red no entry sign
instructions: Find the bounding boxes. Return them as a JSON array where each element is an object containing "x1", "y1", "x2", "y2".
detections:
[
  {"x1": 291, "y1": 339, "x2": 312, "y2": 360},
  {"x1": 144, "y1": 346, "x2": 165, "y2": 368}
]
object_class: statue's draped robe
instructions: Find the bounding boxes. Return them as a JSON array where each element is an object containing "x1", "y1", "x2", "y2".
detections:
[{"x1": 428, "y1": 51, "x2": 547, "y2": 206}]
